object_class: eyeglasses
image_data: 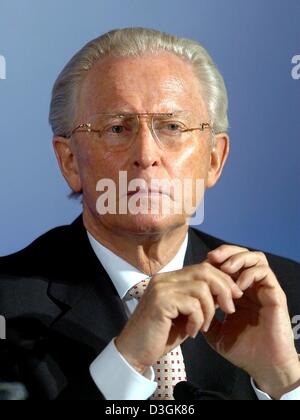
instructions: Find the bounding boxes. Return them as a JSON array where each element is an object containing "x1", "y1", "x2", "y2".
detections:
[{"x1": 69, "y1": 111, "x2": 212, "y2": 151}]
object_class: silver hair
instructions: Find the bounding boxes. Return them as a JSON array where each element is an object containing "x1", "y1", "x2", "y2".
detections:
[{"x1": 49, "y1": 27, "x2": 228, "y2": 139}]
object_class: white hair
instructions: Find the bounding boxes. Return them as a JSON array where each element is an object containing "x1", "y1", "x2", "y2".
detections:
[{"x1": 49, "y1": 27, "x2": 228, "y2": 138}]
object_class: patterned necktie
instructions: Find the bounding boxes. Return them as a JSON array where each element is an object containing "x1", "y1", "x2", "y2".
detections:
[{"x1": 129, "y1": 279, "x2": 187, "y2": 400}]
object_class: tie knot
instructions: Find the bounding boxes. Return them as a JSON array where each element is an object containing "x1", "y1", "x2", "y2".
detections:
[{"x1": 128, "y1": 279, "x2": 150, "y2": 300}]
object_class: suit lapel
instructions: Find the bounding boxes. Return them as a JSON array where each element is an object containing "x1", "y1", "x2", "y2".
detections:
[{"x1": 47, "y1": 216, "x2": 127, "y2": 353}]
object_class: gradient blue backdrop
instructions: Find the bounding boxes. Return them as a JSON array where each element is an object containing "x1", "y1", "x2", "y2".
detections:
[{"x1": 0, "y1": 0, "x2": 299, "y2": 261}]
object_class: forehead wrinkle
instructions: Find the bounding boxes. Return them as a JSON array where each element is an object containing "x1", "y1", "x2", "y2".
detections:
[
  {"x1": 79, "y1": 56, "x2": 206, "y2": 118},
  {"x1": 98, "y1": 77, "x2": 187, "y2": 105},
  {"x1": 83, "y1": 82, "x2": 190, "y2": 115},
  {"x1": 109, "y1": 76, "x2": 194, "y2": 112},
  {"x1": 159, "y1": 76, "x2": 185, "y2": 93}
]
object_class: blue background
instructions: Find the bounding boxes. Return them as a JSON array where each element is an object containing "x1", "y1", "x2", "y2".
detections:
[{"x1": 0, "y1": 0, "x2": 299, "y2": 261}]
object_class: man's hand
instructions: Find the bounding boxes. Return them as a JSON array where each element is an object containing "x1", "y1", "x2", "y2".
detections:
[
  {"x1": 116, "y1": 244, "x2": 300, "y2": 400},
  {"x1": 207, "y1": 245, "x2": 300, "y2": 399},
  {"x1": 115, "y1": 260, "x2": 243, "y2": 374}
]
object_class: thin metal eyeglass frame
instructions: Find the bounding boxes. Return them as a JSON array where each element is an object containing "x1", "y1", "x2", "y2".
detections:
[{"x1": 68, "y1": 112, "x2": 212, "y2": 140}]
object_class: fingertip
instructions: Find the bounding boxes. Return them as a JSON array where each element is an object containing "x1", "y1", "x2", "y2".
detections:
[
  {"x1": 207, "y1": 251, "x2": 221, "y2": 261},
  {"x1": 228, "y1": 301, "x2": 236, "y2": 314},
  {"x1": 202, "y1": 322, "x2": 211, "y2": 333},
  {"x1": 220, "y1": 265, "x2": 233, "y2": 275},
  {"x1": 208, "y1": 249, "x2": 219, "y2": 256},
  {"x1": 233, "y1": 287, "x2": 244, "y2": 299},
  {"x1": 236, "y1": 280, "x2": 247, "y2": 292},
  {"x1": 186, "y1": 321, "x2": 198, "y2": 339}
]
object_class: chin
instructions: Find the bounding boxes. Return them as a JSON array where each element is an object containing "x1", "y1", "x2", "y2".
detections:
[{"x1": 102, "y1": 213, "x2": 186, "y2": 236}]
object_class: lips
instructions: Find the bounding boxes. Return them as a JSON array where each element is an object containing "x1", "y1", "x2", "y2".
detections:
[{"x1": 126, "y1": 186, "x2": 170, "y2": 198}]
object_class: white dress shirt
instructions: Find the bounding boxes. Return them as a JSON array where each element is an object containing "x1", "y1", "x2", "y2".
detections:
[{"x1": 87, "y1": 231, "x2": 300, "y2": 401}]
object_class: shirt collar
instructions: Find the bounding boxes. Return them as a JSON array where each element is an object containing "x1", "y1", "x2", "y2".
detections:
[{"x1": 87, "y1": 231, "x2": 189, "y2": 300}]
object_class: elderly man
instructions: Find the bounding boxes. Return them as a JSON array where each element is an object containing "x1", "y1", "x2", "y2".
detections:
[{"x1": 0, "y1": 28, "x2": 299, "y2": 401}]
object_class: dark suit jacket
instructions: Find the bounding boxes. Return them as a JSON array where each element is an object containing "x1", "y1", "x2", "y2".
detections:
[{"x1": 0, "y1": 215, "x2": 299, "y2": 400}]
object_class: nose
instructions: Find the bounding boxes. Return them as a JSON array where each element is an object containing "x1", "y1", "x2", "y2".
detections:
[{"x1": 132, "y1": 119, "x2": 162, "y2": 169}]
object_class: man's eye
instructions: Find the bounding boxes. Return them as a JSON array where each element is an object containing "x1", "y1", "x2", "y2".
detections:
[
  {"x1": 109, "y1": 125, "x2": 125, "y2": 134},
  {"x1": 160, "y1": 122, "x2": 185, "y2": 132},
  {"x1": 155, "y1": 121, "x2": 185, "y2": 132},
  {"x1": 167, "y1": 123, "x2": 181, "y2": 131}
]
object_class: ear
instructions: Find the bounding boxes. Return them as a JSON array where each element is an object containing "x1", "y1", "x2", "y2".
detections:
[
  {"x1": 53, "y1": 137, "x2": 82, "y2": 193},
  {"x1": 206, "y1": 133, "x2": 230, "y2": 189}
]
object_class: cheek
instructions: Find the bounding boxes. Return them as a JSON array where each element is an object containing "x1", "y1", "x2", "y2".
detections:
[
  {"x1": 167, "y1": 141, "x2": 210, "y2": 180},
  {"x1": 77, "y1": 145, "x2": 120, "y2": 188}
]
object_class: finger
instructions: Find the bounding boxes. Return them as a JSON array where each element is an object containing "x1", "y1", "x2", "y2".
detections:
[
  {"x1": 204, "y1": 263, "x2": 243, "y2": 299},
  {"x1": 219, "y1": 251, "x2": 264, "y2": 274},
  {"x1": 169, "y1": 276, "x2": 234, "y2": 324},
  {"x1": 211, "y1": 284, "x2": 236, "y2": 314},
  {"x1": 216, "y1": 268, "x2": 244, "y2": 299},
  {"x1": 174, "y1": 293, "x2": 205, "y2": 338},
  {"x1": 207, "y1": 276, "x2": 237, "y2": 315},
  {"x1": 153, "y1": 263, "x2": 243, "y2": 299},
  {"x1": 235, "y1": 264, "x2": 276, "y2": 291},
  {"x1": 172, "y1": 281, "x2": 216, "y2": 332},
  {"x1": 186, "y1": 263, "x2": 239, "y2": 314},
  {"x1": 207, "y1": 245, "x2": 249, "y2": 264},
  {"x1": 197, "y1": 282, "x2": 216, "y2": 332}
]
